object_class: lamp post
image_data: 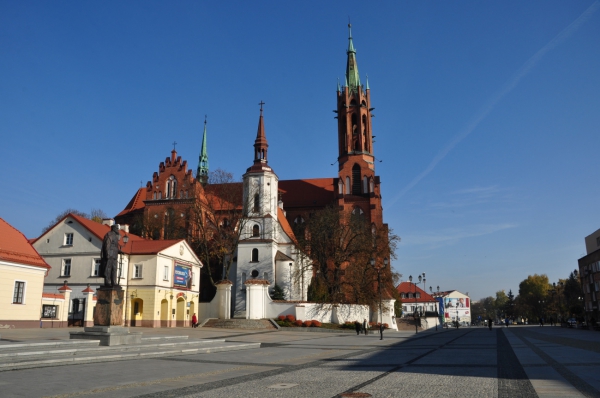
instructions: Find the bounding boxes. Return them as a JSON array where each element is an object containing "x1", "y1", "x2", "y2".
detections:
[
  {"x1": 370, "y1": 258, "x2": 386, "y2": 340},
  {"x1": 430, "y1": 286, "x2": 438, "y2": 331},
  {"x1": 409, "y1": 275, "x2": 418, "y2": 334},
  {"x1": 288, "y1": 262, "x2": 293, "y2": 301}
]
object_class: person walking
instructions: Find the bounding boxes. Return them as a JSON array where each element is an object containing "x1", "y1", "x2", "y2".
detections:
[
  {"x1": 354, "y1": 320, "x2": 361, "y2": 335},
  {"x1": 362, "y1": 319, "x2": 368, "y2": 335},
  {"x1": 191, "y1": 313, "x2": 198, "y2": 328},
  {"x1": 488, "y1": 318, "x2": 493, "y2": 331}
]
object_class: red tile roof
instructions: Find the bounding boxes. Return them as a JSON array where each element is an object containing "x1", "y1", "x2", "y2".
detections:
[
  {"x1": 279, "y1": 178, "x2": 336, "y2": 208},
  {"x1": 116, "y1": 188, "x2": 146, "y2": 217},
  {"x1": 127, "y1": 239, "x2": 184, "y2": 255},
  {"x1": 396, "y1": 281, "x2": 437, "y2": 303},
  {"x1": 278, "y1": 208, "x2": 297, "y2": 244},
  {"x1": 0, "y1": 218, "x2": 50, "y2": 269}
]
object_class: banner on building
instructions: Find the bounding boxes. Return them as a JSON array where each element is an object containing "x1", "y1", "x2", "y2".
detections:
[
  {"x1": 173, "y1": 262, "x2": 193, "y2": 289},
  {"x1": 444, "y1": 297, "x2": 470, "y2": 318}
]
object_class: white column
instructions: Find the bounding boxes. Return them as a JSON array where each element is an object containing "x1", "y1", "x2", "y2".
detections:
[
  {"x1": 216, "y1": 280, "x2": 232, "y2": 319},
  {"x1": 245, "y1": 280, "x2": 268, "y2": 319}
]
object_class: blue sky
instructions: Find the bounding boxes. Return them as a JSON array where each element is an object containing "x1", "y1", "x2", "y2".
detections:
[{"x1": 2, "y1": 1, "x2": 599, "y2": 300}]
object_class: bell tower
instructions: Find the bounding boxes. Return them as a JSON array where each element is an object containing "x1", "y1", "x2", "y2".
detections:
[
  {"x1": 336, "y1": 24, "x2": 375, "y2": 171},
  {"x1": 334, "y1": 24, "x2": 382, "y2": 226}
]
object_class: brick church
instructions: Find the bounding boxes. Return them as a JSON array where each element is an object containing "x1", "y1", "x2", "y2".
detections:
[{"x1": 115, "y1": 25, "x2": 389, "y2": 313}]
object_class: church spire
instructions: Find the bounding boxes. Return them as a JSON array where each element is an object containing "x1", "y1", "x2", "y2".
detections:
[
  {"x1": 253, "y1": 101, "x2": 268, "y2": 165},
  {"x1": 346, "y1": 23, "x2": 361, "y2": 92},
  {"x1": 197, "y1": 115, "x2": 209, "y2": 186}
]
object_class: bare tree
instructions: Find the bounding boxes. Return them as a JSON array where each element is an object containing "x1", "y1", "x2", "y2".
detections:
[{"x1": 295, "y1": 205, "x2": 400, "y2": 306}]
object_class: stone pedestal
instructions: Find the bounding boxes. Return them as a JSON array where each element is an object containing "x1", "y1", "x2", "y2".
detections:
[
  {"x1": 70, "y1": 326, "x2": 142, "y2": 346},
  {"x1": 69, "y1": 286, "x2": 143, "y2": 346},
  {"x1": 94, "y1": 287, "x2": 124, "y2": 326}
]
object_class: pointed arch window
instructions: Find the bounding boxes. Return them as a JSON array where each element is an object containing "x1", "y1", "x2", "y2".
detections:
[
  {"x1": 363, "y1": 176, "x2": 368, "y2": 193},
  {"x1": 251, "y1": 248, "x2": 259, "y2": 262},
  {"x1": 252, "y1": 225, "x2": 260, "y2": 237},
  {"x1": 345, "y1": 177, "x2": 351, "y2": 195},
  {"x1": 338, "y1": 179, "x2": 343, "y2": 195},
  {"x1": 352, "y1": 206, "x2": 364, "y2": 219},
  {"x1": 370, "y1": 178, "x2": 374, "y2": 193},
  {"x1": 352, "y1": 164, "x2": 361, "y2": 195}
]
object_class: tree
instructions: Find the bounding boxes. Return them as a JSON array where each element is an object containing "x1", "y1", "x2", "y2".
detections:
[
  {"x1": 90, "y1": 208, "x2": 108, "y2": 224},
  {"x1": 295, "y1": 205, "x2": 399, "y2": 306},
  {"x1": 495, "y1": 290, "x2": 508, "y2": 318},
  {"x1": 479, "y1": 296, "x2": 496, "y2": 319},
  {"x1": 187, "y1": 169, "x2": 255, "y2": 301},
  {"x1": 563, "y1": 271, "x2": 584, "y2": 318},
  {"x1": 270, "y1": 284, "x2": 285, "y2": 300},
  {"x1": 505, "y1": 289, "x2": 516, "y2": 317},
  {"x1": 518, "y1": 274, "x2": 550, "y2": 320}
]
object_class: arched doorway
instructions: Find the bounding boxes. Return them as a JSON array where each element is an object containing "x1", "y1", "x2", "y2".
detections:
[
  {"x1": 176, "y1": 298, "x2": 186, "y2": 327},
  {"x1": 131, "y1": 299, "x2": 143, "y2": 327},
  {"x1": 160, "y1": 299, "x2": 169, "y2": 328}
]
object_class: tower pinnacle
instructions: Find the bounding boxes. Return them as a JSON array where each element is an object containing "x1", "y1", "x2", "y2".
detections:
[
  {"x1": 253, "y1": 101, "x2": 268, "y2": 164},
  {"x1": 197, "y1": 115, "x2": 209, "y2": 186},
  {"x1": 346, "y1": 23, "x2": 361, "y2": 92}
]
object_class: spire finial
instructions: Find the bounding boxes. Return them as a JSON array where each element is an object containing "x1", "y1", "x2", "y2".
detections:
[
  {"x1": 172, "y1": 141, "x2": 177, "y2": 151},
  {"x1": 345, "y1": 23, "x2": 360, "y2": 91},
  {"x1": 258, "y1": 100, "x2": 265, "y2": 114}
]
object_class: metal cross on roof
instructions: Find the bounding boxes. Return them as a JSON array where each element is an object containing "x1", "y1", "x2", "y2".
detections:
[
  {"x1": 172, "y1": 141, "x2": 177, "y2": 150},
  {"x1": 258, "y1": 100, "x2": 265, "y2": 112}
]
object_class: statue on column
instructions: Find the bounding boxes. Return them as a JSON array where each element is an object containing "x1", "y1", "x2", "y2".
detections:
[{"x1": 100, "y1": 224, "x2": 121, "y2": 287}]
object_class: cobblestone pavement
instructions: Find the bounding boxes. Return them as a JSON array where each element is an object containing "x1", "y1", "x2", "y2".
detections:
[{"x1": 1, "y1": 325, "x2": 600, "y2": 397}]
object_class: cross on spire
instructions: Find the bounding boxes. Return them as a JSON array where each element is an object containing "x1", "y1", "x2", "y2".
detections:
[
  {"x1": 258, "y1": 100, "x2": 265, "y2": 114},
  {"x1": 172, "y1": 141, "x2": 177, "y2": 150}
]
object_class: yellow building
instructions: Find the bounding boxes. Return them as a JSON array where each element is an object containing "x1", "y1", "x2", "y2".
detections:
[
  {"x1": 0, "y1": 218, "x2": 51, "y2": 328},
  {"x1": 33, "y1": 213, "x2": 202, "y2": 328}
]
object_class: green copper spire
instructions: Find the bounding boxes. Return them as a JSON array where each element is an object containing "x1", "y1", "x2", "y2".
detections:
[
  {"x1": 197, "y1": 115, "x2": 209, "y2": 185},
  {"x1": 366, "y1": 74, "x2": 369, "y2": 90},
  {"x1": 345, "y1": 24, "x2": 361, "y2": 92},
  {"x1": 337, "y1": 77, "x2": 341, "y2": 92}
]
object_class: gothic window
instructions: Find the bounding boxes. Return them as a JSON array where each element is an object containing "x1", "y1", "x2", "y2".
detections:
[
  {"x1": 153, "y1": 192, "x2": 156, "y2": 200},
  {"x1": 345, "y1": 177, "x2": 351, "y2": 195},
  {"x1": 352, "y1": 164, "x2": 361, "y2": 195},
  {"x1": 352, "y1": 206, "x2": 364, "y2": 218},
  {"x1": 254, "y1": 193, "x2": 260, "y2": 213},
  {"x1": 363, "y1": 176, "x2": 368, "y2": 193},
  {"x1": 251, "y1": 248, "x2": 258, "y2": 262},
  {"x1": 252, "y1": 225, "x2": 260, "y2": 237},
  {"x1": 172, "y1": 178, "x2": 177, "y2": 198},
  {"x1": 370, "y1": 178, "x2": 374, "y2": 193},
  {"x1": 158, "y1": 192, "x2": 162, "y2": 199},
  {"x1": 338, "y1": 179, "x2": 343, "y2": 195}
]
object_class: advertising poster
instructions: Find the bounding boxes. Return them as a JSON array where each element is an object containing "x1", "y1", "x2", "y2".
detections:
[
  {"x1": 173, "y1": 263, "x2": 193, "y2": 289},
  {"x1": 444, "y1": 297, "x2": 470, "y2": 318}
]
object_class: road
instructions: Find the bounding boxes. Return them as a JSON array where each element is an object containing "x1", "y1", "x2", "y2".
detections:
[{"x1": 0, "y1": 325, "x2": 598, "y2": 397}]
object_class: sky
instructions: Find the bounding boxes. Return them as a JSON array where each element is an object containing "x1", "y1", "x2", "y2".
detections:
[{"x1": 1, "y1": 1, "x2": 599, "y2": 301}]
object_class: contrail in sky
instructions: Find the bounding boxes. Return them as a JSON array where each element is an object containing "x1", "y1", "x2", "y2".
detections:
[{"x1": 386, "y1": 1, "x2": 599, "y2": 209}]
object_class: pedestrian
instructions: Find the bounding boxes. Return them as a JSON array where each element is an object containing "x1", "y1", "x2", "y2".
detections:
[
  {"x1": 488, "y1": 318, "x2": 493, "y2": 331},
  {"x1": 192, "y1": 313, "x2": 198, "y2": 328},
  {"x1": 539, "y1": 317, "x2": 543, "y2": 327},
  {"x1": 354, "y1": 320, "x2": 361, "y2": 335},
  {"x1": 362, "y1": 319, "x2": 368, "y2": 335},
  {"x1": 505, "y1": 318, "x2": 509, "y2": 328}
]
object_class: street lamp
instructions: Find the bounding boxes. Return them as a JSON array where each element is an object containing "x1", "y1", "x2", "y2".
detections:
[
  {"x1": 409, "y1": 275, "x2": 418, "y2": 334},
  {"x1": 288, "y1": 262, "x2": 293, "y2": 301},
  {"x1": 370, "y1": 258, "x2": 386, "y2": 340}
]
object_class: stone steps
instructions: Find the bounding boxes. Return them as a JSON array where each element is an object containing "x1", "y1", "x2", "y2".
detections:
[
  {"x1": 0, "y1": 335, "x2": 260, "y2": 372},
  {"x1": 203, "y1": 319, "x2": 276, "y2": 330}
]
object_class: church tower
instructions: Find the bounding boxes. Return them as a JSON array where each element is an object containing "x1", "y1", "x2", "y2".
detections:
[{"x1": 335, "y1": 24, "x2": 383, "y2": 226}]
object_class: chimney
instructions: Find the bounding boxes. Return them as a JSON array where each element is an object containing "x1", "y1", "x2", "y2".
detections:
[
  {"x1": 121, "y1": 224, "x2": 130, "y2": 233},
  {"x1": 102, "y1": 219, "x2": 115, "y2": 226}
]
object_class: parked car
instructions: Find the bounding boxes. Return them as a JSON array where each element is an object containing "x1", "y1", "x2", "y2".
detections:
[{"x1": 567, "y1": 318, "x2": 577, "y2": 327}]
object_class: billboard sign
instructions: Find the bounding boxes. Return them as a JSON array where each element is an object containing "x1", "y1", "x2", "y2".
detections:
[
  {"x1": 444, "y1": 297, "x2": 470, "y2": 319},
  {"x1": 173, "y1": 262, "x2": 193, "y2": 289}
]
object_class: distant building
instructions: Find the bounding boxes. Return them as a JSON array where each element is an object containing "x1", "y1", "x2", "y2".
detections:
[
  {"x1": 577, "y1": 228, "x2": 600, "y2": 321},
  {"x1": 434, "y1": 290, "x2": 472, "y2": 326},
  {"x1": 0, "y1": 217, "x2": 51, "y2": 328},
  {"x1": 396, "y1": 282, "x2": 439, "y2": 316}
]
